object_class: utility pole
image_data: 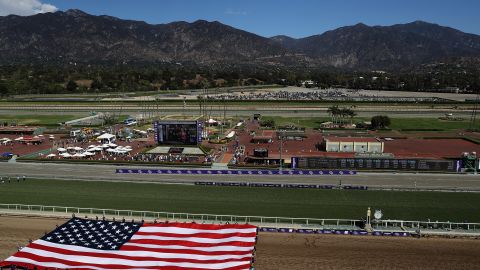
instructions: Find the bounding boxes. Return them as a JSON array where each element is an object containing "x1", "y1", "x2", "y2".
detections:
[{"x1": 279, "y1": 131, "x2": 284, "y2": 171}]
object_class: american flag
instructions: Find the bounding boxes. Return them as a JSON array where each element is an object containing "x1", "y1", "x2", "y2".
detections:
[{"x1": 0, "y1": 217, "x2": 258, "y2": 270}]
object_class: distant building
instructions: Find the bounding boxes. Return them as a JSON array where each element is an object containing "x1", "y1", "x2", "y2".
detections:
[
  {"x1": 301, "y1": 80, "x2": 315, "y2": 87},
  {"x1": 324, "y1": 137, "x2": 384, "y2": 153}
]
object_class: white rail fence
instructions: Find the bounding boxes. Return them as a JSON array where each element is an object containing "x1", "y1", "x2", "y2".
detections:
[{"x1": 0, "y1": 204, "x2": 479, "y2": 232}]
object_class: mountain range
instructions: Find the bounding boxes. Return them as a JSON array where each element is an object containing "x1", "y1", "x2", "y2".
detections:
[{"x1": 1, "y1": 9, "x2": 480, "y2": 70}]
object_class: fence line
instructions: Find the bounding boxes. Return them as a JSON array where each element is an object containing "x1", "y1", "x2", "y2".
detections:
[{"x1": 0, "y1": 203, "x2": 479, "y2": 232}]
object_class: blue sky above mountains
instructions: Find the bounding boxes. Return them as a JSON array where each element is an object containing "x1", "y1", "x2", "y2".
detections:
[{"x1": 1, "y1": 0, "x2": 479, "y2": 38}]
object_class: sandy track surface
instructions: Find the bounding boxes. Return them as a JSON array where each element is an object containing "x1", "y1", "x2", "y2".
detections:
[{"x1": 1, "y1": 216, "x2": 480, "y2": 269}]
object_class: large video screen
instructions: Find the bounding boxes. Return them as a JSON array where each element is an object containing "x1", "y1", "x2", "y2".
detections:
[{"x1": 154, "y1": 121, "x2": 202, "y2": 145}]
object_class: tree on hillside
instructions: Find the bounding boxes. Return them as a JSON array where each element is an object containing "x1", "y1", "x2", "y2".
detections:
[
  {"x1": 371, "y1": 115, "x2": 391, "y2": 129},
  {"x1": 0, "y1": 82, "x2": 8, "y2": 97},
  {"x1": 66, "y1": 80, "x2": 78, "y2": 92}
]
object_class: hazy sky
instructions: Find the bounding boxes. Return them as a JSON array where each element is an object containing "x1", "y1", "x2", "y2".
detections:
[{"x1": 2, "y1": 0, "x2": 479, "y2": 38}]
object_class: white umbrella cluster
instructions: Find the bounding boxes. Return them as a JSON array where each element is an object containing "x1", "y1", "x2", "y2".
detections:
[
  {"x1": 54, "y1": 143, "x2": 132, "y2": 158},
  {"x1": 0, "y1": 138, "x2": 12, "y2": 145},
  {"x1": 105, "y1": 145, "x2": 132, "y2": 155}
]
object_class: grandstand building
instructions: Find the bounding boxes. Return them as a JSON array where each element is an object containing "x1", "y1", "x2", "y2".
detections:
[{"x1": 324, "y1": 137, "x2": 384, "y2": 153}]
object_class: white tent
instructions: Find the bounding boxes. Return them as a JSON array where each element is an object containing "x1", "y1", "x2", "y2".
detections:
[
  {"x1": 108, "y1": 143, "x2": 117, "y2": 148},
  {"x1": 207, "y1": 119, "x2": 218, "y2": 124},
  {"x1": 97, "y1": 133, "x2": 116, "y2": 143},
  {"x1": 226, "y1": 131, "x2": 236, "y2": 139},
  {"x1": 73, "y1": 153, "x2": 86, "y2": 158},
  {"x1": 92, "y1": 147, "x2": 103, "y2": 152},
  {"x1": 57, "y1": 148, "x2": 67, "y2": 152},
  {"x1": 46, "y1": 154, "x2": 56, "y2": 158},
  {"x1": 73, "y1": 146, "x2": 83, "y2": 151},
  {"x1": 14, "y1": 137, "x2": 23, "y2": 141},
  {"x1": 60, "y1": 153, "x2": 72, "y2": 158},
  {"x1": 84, "y1": 152, "x2": 95, "y2": 156},
  {"x1": 97, "y1": 133, "x2": 116, "y2": 140}
]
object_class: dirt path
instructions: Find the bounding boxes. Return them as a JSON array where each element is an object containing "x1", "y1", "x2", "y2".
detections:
[{"x1": 1, "y1": 216, "x2": 480, "y2": 269}]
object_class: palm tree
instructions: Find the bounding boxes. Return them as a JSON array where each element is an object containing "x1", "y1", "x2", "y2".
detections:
[{"x1": 327, "y1": 105, "x2": 340, "y2": 125}]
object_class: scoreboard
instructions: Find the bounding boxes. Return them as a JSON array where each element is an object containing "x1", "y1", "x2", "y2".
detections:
[
  {"x1": 292, "y1": 157, "x2": 460, "y2": 172},
  {"x1": 154, "y1": 120, "x2": 203, "y2": 145}
]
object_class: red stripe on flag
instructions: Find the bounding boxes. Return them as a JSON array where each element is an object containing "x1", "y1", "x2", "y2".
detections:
[
  {"x1": 135, "y1": 231, "x2": 257, "y2": 239},
  {"x1": 127, "y1": 239, "x2": 255, "y2": 248}
]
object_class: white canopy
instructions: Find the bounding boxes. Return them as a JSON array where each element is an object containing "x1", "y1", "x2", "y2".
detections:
[
  {"x1": 92, "y1": 147, "x2": 103, "y2": 151},
  {"x1": 207, "y1": 119, "x2": 218, "y2": 124},
  {"x1": 226, "y1": 131, "x2": 236, "y2": 139},
  {"x1": 15, "y1": 137, "x2": 23, "y2": 141},
  {"x1": 97, "y1": 133, "x2": 116, "y2": 140},
  {"x1": 57, "y1": 148, "x2": 67, "y2": 152},
  {"x1": 73, "y1": 153, "x2": 86, "y2": 157},
  {"x1": 46, "y1": 154, "x2": 56, "y2": 157},
  {"x1": 236, "y1": 122, "x2": 243, "y2": 127},
  {"x1": 108, "y1": 143, "x2": 117, "y2": 147},
  {"x1": 73, "y1": 146, "x2": 83, "y2": 151},
  {"x1": 84, "y1": 152, "x2": 95, "y2": 156},
  {"x1": 60, "y1": 153, "x2": 72, "y2": 158}
]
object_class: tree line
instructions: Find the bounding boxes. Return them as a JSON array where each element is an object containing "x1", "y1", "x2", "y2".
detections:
[{"x1": 0, "y1": 63, "x2": 479, "y2": 96}]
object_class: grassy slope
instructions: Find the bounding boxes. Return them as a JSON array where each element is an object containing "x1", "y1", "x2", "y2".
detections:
[
  {"x1": 0, "y1": 114, "x2": 79, "y2": 126},
  {"x1": 0, "y1": 179, "x2": 479, "y2": 222}
]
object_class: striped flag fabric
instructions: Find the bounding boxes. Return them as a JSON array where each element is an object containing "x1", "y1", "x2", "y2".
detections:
[{"x1": 0, "y1": 217, "x2": 258, "y2": 270}]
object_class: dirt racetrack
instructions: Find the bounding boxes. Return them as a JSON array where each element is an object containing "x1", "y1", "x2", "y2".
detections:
[{"x1": 1, "y1": 216, "x2": 480, "y2": 270}]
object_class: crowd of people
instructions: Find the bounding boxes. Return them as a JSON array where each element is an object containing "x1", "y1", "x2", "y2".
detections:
[
  {"x1": 131, "y1": 153, "x2": 212, "y2": 164},
  {"x1": 206, "y1": 89, "x2": 451, "y2": 102}
]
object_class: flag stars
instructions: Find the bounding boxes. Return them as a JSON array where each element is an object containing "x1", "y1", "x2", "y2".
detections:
[{"x1": 42, "y1": 218, "x2": 140, "y2": 250}]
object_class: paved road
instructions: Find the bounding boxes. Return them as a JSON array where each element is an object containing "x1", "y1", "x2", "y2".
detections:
[{"x1": 1, "y1": 162, "x2": 479, "y2": 191}]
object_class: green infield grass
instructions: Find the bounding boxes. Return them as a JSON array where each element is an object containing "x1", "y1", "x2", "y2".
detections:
[
  {"x1": 260, "y1": 116, "x2": 477, "y2": 131},
  {"x1": 0, "y1": 179, "x2": 479, "y2": 222},
  {"x1": 0, "y1": 114, "x2": 79, "y2": 126}
]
